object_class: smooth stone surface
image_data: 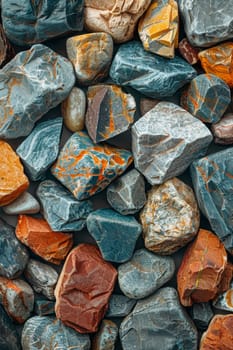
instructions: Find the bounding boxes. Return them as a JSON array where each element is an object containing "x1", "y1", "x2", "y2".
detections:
[
  {"x1": 110, "y1": 41, "x2": 196, "y2": 99},
  {"x1": 92, "y1": 319, "x2": 118, "y2": 350},
  {"x1": 0, "y1": 305, "x2": 21, "y2": 350},
  {"x1": 132, "y1": 102, "x2": 213, "y2": 185},
  {"x1": 51, "y1": 131, "x2": 133, "y2": 200},
  {"x1": 0, "y1": 23, "x2": 14, "y2": 67},
  {"x1": 37, "y1": 180, "x2": 93, "y2": 232},
  {"x1": 140, "y1": 98, "x2": 160, "y2": 115},
  {"x1": 34, "y1": 299, "x2": 55, "y2": 317},
  {"x1": 61, "y1": 87, "x2": 86, "y2": 132},
  {"x1": 178, "y1": 38, "x2": 199, "y2": 65},
  {"x1": 190, "y1": 303, "x2": 214, "y2": 331},
  {"x1": 0, "y1": 44, "x2": 75, "y2": 139},
  {"x1": 86, "y1": 209, "x2": 142, "y2": 263},
  {"x1": 212, "y1": 113, "x2": 233, "y2": 144},
  {"x1": 3, "y1": 191, "x2": 40, "y2": 215},
  {"x1": 213, "y1": 280, "x2": 233, "y2": 312},
  {"x1": 120, "y1": 287, "x2": 198, "y2": 350},
  {"x1": 106, "y1": 294, "x2": 136, "y2": 318}
]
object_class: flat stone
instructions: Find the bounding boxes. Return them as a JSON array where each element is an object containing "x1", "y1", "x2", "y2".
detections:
[
  {"x1": 0, "y1": 23, "x2": 15, "y2": 68},
  {"x1": 213, "y1": 279, "x2": 233, "y2": 312},
  {"x1": 36, "y1": 179, "x2": 93, "y2": 232},
  {"x1": 212, "y1": 113, "x2": 233, "y2": 144},
  {"x1": 140, "y1": 98, "x2": 160, "y2": 115},
  {"x1": 3, "y1": 191, "x2": 40, "y2": 215},
  {"x1": 107, "y1": 169, "x2": 146, "y2": 215},
  {"x1": 51, "y1": 131, "x2": 133, "y2": 200},
  {"x1": 16, "y1": 118, "x2": 63, "y2": 181},
  {"x1": 86, "y1": 209, "x2": 142, "y2": 263},
  {"x1": 106, "y1": 294, "x2": 136, "y2": 318},
  {"x1": 190, "y1": 303, "x2": 214, "y2": 330},
  {"x1": 0, "y1": 305, "x2": 21, "y2": 350},
  {"x1": 110, "y1": 41, "x2": 196, "y2": 99},
  {"x1": 120, "y1": 287, "x2": 198, "y2": 350},
  {"x1": 34, "y1": 299, "x2": 55, "y2": 316},
  {"x1": 61, "y1": 87, "x2": 86, "y2": 132},
  {"x1": 178, "y1": 38, "x2": 200, "y2": 65},
  {"x1": 132, "y1": 102, "x2": 213, "y2": 185},
  {"x1": 85, "y1": 84, "x2": 136, "y2": 143},
  {"x1": 55, "y1": 244, "x2": 117, "y2": 333},
  {"x1": 0, "y1": 44, "x2": 75, "y2": 139},
  {"x1": 118, "y1": 249, "x2": 175, "y2": 299},
  {"x1": 92, "y1": 319, "x2": 118, "y2": 350}
]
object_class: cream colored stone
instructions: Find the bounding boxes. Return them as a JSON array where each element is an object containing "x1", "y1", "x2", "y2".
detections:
[{"x1": 61, "y1": 87, "x2": 86, "y2": 132}]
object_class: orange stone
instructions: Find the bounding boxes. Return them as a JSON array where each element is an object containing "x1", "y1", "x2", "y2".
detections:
[
  {"x1": 15, "y1": 215, "x2": 73, "y2": 265},
  {"x1": 0, "y1": 140, "x2": 29, "y2": 206}
]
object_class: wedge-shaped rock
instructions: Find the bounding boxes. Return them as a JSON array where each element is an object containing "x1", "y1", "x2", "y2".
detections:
[
  {"x1": 93, "y1": 320, "x2": 118, "y2": 350},
  {"x1": 213, "y1": 280, "x2": 233, "y2": 312},
  {"x1": 190, "y1": 303, "x2": 213, "y2": 331},
  {"x1": 3, "y1": 191, "x2": 40, "y2": 215},
  {"x1": 34, "y1": 299, "x2": 55, "y2": 317},
  {"x1": 178, "y1": 38, "x2": 199, "y2": 65},
  {"x1": 0, "y1": 306, "x2": 21, "y2": 350},
  {"x1": 106, "y1": 294, "x2": 136, "y2": 318},
  {"x1": 211, "y1": 113, "x2": 233, "y2": 144}
]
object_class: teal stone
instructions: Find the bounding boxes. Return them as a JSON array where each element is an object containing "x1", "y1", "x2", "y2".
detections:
[
  {"x1": 110, "y1": 40, "x2": 197, "y2": 99},
  {"x1": 106, "y1": 294, "x2": 136, "y2": 318},
  {"x1": 92, "y1": 319, "x2": 118, "y2": 350},
  {"x1": 34, "y1": 299, "x2": 55, "y2": 316},
  {"x1": 0, "y1": 306, "x2": 21, "y2": 350}
]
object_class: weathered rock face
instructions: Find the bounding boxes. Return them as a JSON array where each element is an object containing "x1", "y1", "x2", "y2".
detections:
[
  {"x1": 0, "y1": 44, "x2": 75, "y2": 139},
  {"x1": 92, "y1": 319, "x2": 118, "y2": 350},
  {"x1": 213, "y1": 279, "x2": 233, "y2": 312},
  {"x1": 55, "y1": 244, "x2": 117, "y2": 333},
  {"x1": 211, "y1": 113, "x2": 233, "y2": 144},
  {"x1": 190, "y1": 303, "x2": 213, "y2": 331},
  {"x1": 106, "y1": 294, "x2": 136, "y2": 318},
  {"x1": 61, "y1": 87, "x2": 86, "y2": 132},
  {"x1": 3, "y1": 191, "x2": 40, "y2": 215},
  {"x1": 34, "y1": 299, "x2": 55, "y2": 317},
  {"x1": 0, "y1": 306, "x2": 21, "y2": 350},
  {"x1": 0, "y1": 24, "x2": 14, "y2": 67},
  {"x1": 178, "y1": 38, "x2": 199, "y2": 65}
]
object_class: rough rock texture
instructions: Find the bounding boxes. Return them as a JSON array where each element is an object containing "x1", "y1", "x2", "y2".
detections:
[
  {"x1": 61, "y1": 87, "x2": 86, "y2": 132},
  {"x1": 92, "y1": 319, "x2": 118, "y2": 350},
  {"x1": 106, "y1": 294, "x2": 136, "y2": 318},
  {"x1": 0, "y1": 24, "x2": 15, "y2": 67},
  {"x1": 3, "y1": 191, "x2": 40, "y2": 215},
  {"x1": 120, "y1": 287, "x2": 198, "y2": 350},
  {"x1": 0, "y1": 305, "x2": 21, "y2": 350},
  {"x1": 178, "y1": 38, "x2": 199, "y2": 65},
  {"x1": 34, "y1": 299, "x2": 55, "y2": 316},
  {"x1": 86, "y1": 209, "x2": 142, "y2": 263},
  {"x1": 51, "y1": 131, "x2": 133, "y2": 200},
  {"x1": 140, "y1": 98, "x2": 160, "y2": 115},
  {"x1": 37, "y1": 180, "x2": 93, "y2": 232},
  {"x1": 212, "y1": 113, "x2": 233, "y2": 144},
  {"x1": 213, "y1": 280, "x2": 233, "y2": 312},
  {"x1": 0, "y1": 44, "x2": 75, "y2": 139},
  {"x1": 190, "y1": 303, "x2": 214, "y2": 330},
  {"x1": 132, "y1": 102, "x2": 213, "y2": 185},
  {"x1": 55, "y1": 244, "x2": 117, "y2": 333},
  {"x1": 110, "y1": 41, "x2": 196, "y2": 99}
]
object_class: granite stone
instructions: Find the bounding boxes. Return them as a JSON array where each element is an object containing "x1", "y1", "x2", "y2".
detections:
[
  {"x1": 34, "y1": 299, "x2": 55, "y2": 317},
  {"x1": 190, "y1": 303, "x2": 214, "y2": 331},
  {"x1": 0, "y1": 23, "x2": 15, "y2": 68},
  {"x1": 0, "y1": 305, "x2": 21, "y2": 350},
  {"x1": 211, "y1": 113, "x2": 233, "y2": 144},
  {"x1": 92, "y1": 319, "x2": 118, "y2": 350},
  {"x1": 61, "y1": 87, "x2": 86, "y2": 132},
  {"x1": 178, "y1": 38, "x2": 199, "y2": 65},
  {"x1": 213, "y1": 280, "x2": 233, "y2": 312},
  {"x1": 106, "y1": 294, "x2": 136, "y2": 318},
  {"x1": 3, "y1": 191, "x2": 40, "y2": 215}
]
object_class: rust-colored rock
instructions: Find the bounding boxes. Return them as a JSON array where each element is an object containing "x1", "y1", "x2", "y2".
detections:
[
  {"x1": 55, "y1": 243, "x2": 117, "y2": 333},
  {"x1": 217, "y1": 262, "x2": 233, "y2": 294},
  {"x1": 0, "y1": 24, "x2": 15, "y2": 67},
  {"x1": 15, "y1": 215, "x2": 73, "y2": 265},
  {"x1": 179, "y1": 38, "x2": 200, "y2": 65}
]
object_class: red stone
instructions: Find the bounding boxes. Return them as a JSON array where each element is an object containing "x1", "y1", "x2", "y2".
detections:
[
  {"x1": 218, "y1": 262, "x2": 233, "y2": 294},
  {"x1": 179, "y1": 38, "x2": 200, "y2": 65}
]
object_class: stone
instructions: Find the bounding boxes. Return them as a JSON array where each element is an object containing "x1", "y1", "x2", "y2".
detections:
[
  {"x1": 107, "y1": 169, "x2": 146, "y2": 215},
  {"x1": 34, "y1": 299, "x2": 55, "y2": 317},
  {"x1": 51, "y1": 131, "x2": 133, "y2": 200},
  {"x1": 0, "y1": 23, "x2": 15, "y2": 68},
  {"x1": 92, "y1": 319, "x2": 118, "y2": 350},
  {"x1": 3, "y1": 191, "x2": 40, "y2": 215},
  {"x1": 110, "y1": 41, "x2": 196, "y2": 99},
  {"x1": 61, "y1": 87, "x2": 86, "y2": 132},
  {"x1": 55, "y1": 244, "x2": 117, "y2": 333},
  {"x1": 85, "y1": 84, "x2": 136, "y2": 143},
  {"x1": 118, "y1": 249, "x2": 175, "y2": 299},
  {"x1": 15, "y1": 215, "x2": 73, "y2": 265},
  {"x1": 178, "y1": 38, "x2": 200, "y2": 65},
  {"x1": 16, "y1": 118, "x2": 63, "y2": 181},
  {"x1": 140, "y1": 98, "x2": 160, "y2": 115},
  {"x1": 84, "y1": 0, "x2": 151, "y2": 43},
  {"x1": 138, "y1": 0, "x2": 179, "y2": 58},
  {"x1": 0, "y1": 141, "x2": 29, "y2": 206},
  {"x1": 120, "y1": 287, "x2": 198, "y2": 350},
  {"x1": 0, "y1": 44, "x2": 75, "y2": 139},
  {"x1": 0, "y1": 305, "x2": 21, "y2": 350},
  {"x1": 36, "y1": 180, "x2": 93, "y2": 232},
  {"x1": 181, "y1": 74, "x2": 231, "y2": 123},
  {"x1": 106, "y1": 294, "x2": 136, "y2": 318},
  {"x1": 86, "y1": 209, "x2": 142, "y2": 263},
  {"x1": 2, "y1": 0, "x2": 84, "y2": 46},
  {"x1": 190, "y1": 303, "x2": 214, "y2": 330},
  {"x1": 212, "y1": 113, "x2": 233, "y2": 144},
  {"x1": 140, "y1": 178, "x2": 200, "y2": 254},
  {"x1": 213, "y1": 279, "x2": 233, "y2": 312},
  {"x1": 132, "y1": 102, "x2": 213, "y2": 185},
  {"x1": 66, "y1": 33, "x2": 113, "y2": 85}
]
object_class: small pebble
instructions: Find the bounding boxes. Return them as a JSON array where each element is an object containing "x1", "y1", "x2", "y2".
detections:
[
  {"x1": 211, "y1": 113, "x2": 233, "y2": 144},
  {"x1": 213, "y1": 280, "x2": 233, "y2": 312},
  {"x1": 92, "y1": 319, "x2": 118, "y2": 350},
  {"x1": 34, "y1": 299, "x2": 55, "y2": 317},
  {"x1": 178, "y1": 38, "x2": 200, "y2": 65},
  {"x1": 3, "y1": 191, "x2": 40, "y2": 215},
  {"x1": 140, "y1": 97, "x2": 160, "y2": 115},
  {"x1": 106, "y1": 294, "x2": 136, "y2": 318},
  {"x1": 61, "y1": 87, "x2": 86, "y2": 132},
  {"x1": 190, "y1": 303, "x2": 214, "y2": 331}
]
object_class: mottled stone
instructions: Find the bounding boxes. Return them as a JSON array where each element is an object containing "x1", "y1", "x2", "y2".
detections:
[
  {"x1": 106, "y1": 294, "x2": 136, "y2": 318},
  {"x1": 190, "y1": 303, "x2": 214, "y2": 330},
  {"x1": 132, "y1": 102, "x2": 213, "y2": 185},
  {"x1": 0, "y1": 305, "x2": 21, "y2": 350},
  {"x1": 110, "y1": 41, "x2": 196, "y2": 99},
  {"x1": 55, "y1": 244, "x2": 117, "y2": 333},
  {"x1": 51, "y1": 131, "x2": 133, "y2": 200},
  {"x1": 16, "y1": 215, "x2": 73, "y2": 265},
  {"x1": 85, "y1": 85, "x2": 136, "y2": 143},
  {"x1": 179, "y1": 38, "x2": 200, "y2": 65},
  {"x1": 34, "y1": 299, "x2": 55, "y2": 316},
  {"x1": 120, "y1": 287, "x2": 198, "y2": 350},
  {"x1": 0, "y1": 44, "x2": 75, "y2": 139},
  {"x1": 92, "y1": 319, "x2": 118, "y2": 350},
  {"x1": 61, "y1": 87, "x2": 86, "y2": 132},
  {"x1": 87, "y1": 209, "x2": 141, "y2": 263},
  {"x1": 213, "y1": 279, "x2": 233, "y2": 312},
  {"x1": 3, "y1": 191, "x2": 40, "y2": 215},
  {"x1": 0, "y1": 24, "x2": 15, "y2": 68},
  {"x1": 37, "y1": 180, "x2": 93, "y2": 232},
  {"x1": 16, "y1": 118, "x2": 63, "y2": 181},
  {"x1": 140, "y1": 98, "x2": 160, "y2": 115},
  {"x1": 212, "y1": 113, "x2": 233, "y2": 144}
]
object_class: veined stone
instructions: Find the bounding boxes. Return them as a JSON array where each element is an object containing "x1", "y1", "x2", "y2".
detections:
[
  {"x1": 190, "y1": 303, "x2": 214, "y2": 330},
  {"x1": 61, "y1": 87, "x2": 86, "y2": 132},
  {"x1": 0, "y1": 23, "x2": 14, "y2": 68},
  {"x1": 92, "y1": 320, "x2": 118, "y2": 350},
  {"x1": 3, "y1": 191, "x2": 40, "y2": 215},
  {"x1": 211, "y1": 113, "x2": 233, "y2": 144},
  {"x1": 34, "y1": 299, "x2": 55, "y2": 317},
  {"x1": 178, "y1": 38, "x2": 199, "y2": 65},
  {"x1": 106, "y1": 294, "x2": 136, "y2": 318},
  {"x1": 0, "y1": 306, "x2": 21, "y2": 350}
]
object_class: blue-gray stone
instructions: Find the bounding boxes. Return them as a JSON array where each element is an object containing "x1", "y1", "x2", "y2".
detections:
[
  {"x1": 92, "y1": 319, "x2": 118, "y2": 350},
  {"x1": 109, "y1": 40, "x2": 197, "y2": 99},
  {"x1": 0, "y1": 305, "x2": 21, "y2": 350},
  {"x1": 34, "y1": 299, "x2": 55, "y2": 316},
  {"x1": 16, "y1": 118, "x2": 63, "y2": 181},
  {"x1": 36, "y1": 180, "x2": 93, "y2": 232},
  {"x1": 190, "y1": 302, "x2": 213, "y2": 330},
  {"x1": 86, "y1": 209, "x2": 142, "y2": 263},
  {"x1": 106, "y1": 294, "x2": 136, "y2": 318}
]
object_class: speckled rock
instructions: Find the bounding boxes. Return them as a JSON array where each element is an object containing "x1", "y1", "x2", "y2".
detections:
[
  {"x1": 61, "y1": 87, "x2": 86, "y2": 132},
  {"x1": 0, "y1": 44, "x2": 75, "y2": 139},
  {"x1": 190, "y1": 303, "x2": 214, "y2": 330},
  {"x1": 92, "y1": 319, "x2": 118, "y2": 350},
  {"x1": 106, "y1": 294, "x2": 136, "y2": 318},
  {"x1": 178, "y1": 38, "x2": 199, "y2": 65},
  {"x1": 87, "y1": 209, "x2": 141, "y2": 263},
  {"x1": 120, "y1": 287, "x2": 198, "y2": 350},
  {"x1": 0, "y1": 305, "x2": 21, "y2": 350},
  {"x1": 213, "y1": 280, "x2": 233, "y2": 312},
  {"x1": 0, "y1": 24, "x2": 15, "y2": 68},
  {"x1": 132, "y1": 102, "x2": 213, "y2": 185},
  {"x1": 34, "y1": 299, "x2": 55, "y2": 317},
  {"x1": 211, "y1": 113, "x2": 233, "y2": 144},
  {"x1": 3, "y1": 191, "x2": 40, "y2": 215}
]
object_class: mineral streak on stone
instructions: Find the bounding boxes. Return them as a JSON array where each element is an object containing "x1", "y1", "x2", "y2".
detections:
[
  {"x1": 178, "y1": 38, "x2": 199, "y2": 65},
  {"x1": 3, "y1": 191, "x2": 40, "y2": 215},
  {"x1": 120, "y1": 287, "x2": 198, "y2": 350},
  {"x1": 140, "y1": 98, "x2": 160, "y2": 115},
  {"x1": 36, "y1": 180, "x2": 93, "y2": 232},
  {"x1": 34, "y1": 299, "x2": 55, "y2": 317},
  {"x1": 16, "y1": 118, "x2": 63, "y2": 181},
  {"x1": 0, "y1": 306, "x2": 21, "y2": 350},
  {"x1": 55, "y1": 244, "x2": 117, "y2": 333},
  {"x1": 132, "y1": 102, "x2": 213, "y2": 185},
  {"x1": 61, "y1": 87, "x2": 86, "y2": 132},
  {"x1": 138, "y1": 0, "x2": 179, "y2": 58},
  {"x1": 118, "y1": 249, "x2": 175, "y2": 299},
  {"x1": 15, "y1": 215, "x2": 73, "y2": 265},
  {"x1": 106, "y1": 294, "x2": 136, "y2": 318},
  {"x1": 212, "y1": 113, "x2": 233, "y2": 144},
  {"x1": 190, "y1": 303, "x2": 214, "y2": 330},
  {"x1": 213, "y1": 280, "x2": 233, "y2": 312},
  {"x1": 92, "y1": 319, "x2": 118, "y2": 350},
  {"x1": 0, "y1": 44, "x2": 75, "y2": 139},
  {"x1": 86, "y1": 209, "x2": 142, "y2": 263},
  {"x1": 85, "y1": 84, "x2": 136, "y2": 143},
  {"x1": 51, "y1": 131, "x2": 133, "y2": 200},
  {"x1": 0, "y1": 24, "x2": 15, "y2": 68},
  {"x1": 1, "y1": 0, "x2": 84, "y2": 46},
  {"x1": 110, "y1": 41, "x2": 197, "y2": 99}
]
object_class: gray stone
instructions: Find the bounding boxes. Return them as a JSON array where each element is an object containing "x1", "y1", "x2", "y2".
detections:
[
  {"x1": 0, "y1": 305, "x2": 21, "y2": 350},
  {"x1": 190, "y1": 303, "x2": 214, "y2": 330},
  {"x1": 213, "y1": 280, "x2": 233, "y2": 312},
  {"x1": 106, "y1": 294, "x2": 136, "y2": 318},
  {"x1": 34, "y1": 299, "x2": 55, "y2": 316},
  {"x1": 3, "y1": 191, "x2": 40, "y2": 215},
  {"x1": 62, "y1": 87, "x2": 86, "y2": 132},
  {"x1": 92, "y1": 319, "x2": 118, "y2": 350},
  {"x1": 211, "y1": 113, "x2": 233, "y2": 144}
]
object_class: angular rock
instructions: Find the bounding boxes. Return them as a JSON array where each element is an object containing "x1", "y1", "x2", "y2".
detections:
[
  {"x1": 211, "y1": 113, "x2": 233, "y2": 144},
  {"x1": 55, "y1": 244, "x2": 117, "y2": 333},
  {"x1": 120, "y1": 287, "x2": 198, "y2": 350},
  {"x1": 34, "y1": 299, "x2": 55, "y2": 317},
  {"x1": 92, "y1": 319, "x2": 118, "y2": 350},
  {"x1": 110, "y1": 41, "x2": 196, "y2": 99},
  {"x1": 0, "y1": 44, "x2": 75, "y2": 139},
  {"x1": 106, "y1": 294, "x2": 136, "y2": 318},
  {"x1": 178, "y1": 38, "x2": 200, "y2": 65},
  {"x1": 118, "y1": 249, "x2": 175, "y2": 299},
  {"x1": 61, "y1": 87, "x2": 86, "y2": 132},
  {"x1": 0, "y1": 23, "x2": 15, "y2": 68},
  {"x1": 85, "y1": 84, "x2": 136, "y2": 143},
  {"x1": 213, "y1": 280, "x2": 233, "y2": 312},
  {"x1": 190, "y1": 303, "x2": 214, "y2": 331},
  {"x1": 217, "y1": 262, "x2": 233, "y2": 295},
  {"x1": 0, "y1": 305, "x2": 21, "y2": 350},
  {"x1": 15, "y1": 215, "x2": 73, "y2": 265},
  {"x1": 132, "y1": 102, "x2": 213, "y2": 184},
  {"x1": 16, "y1": 118, "x2": 63, "y2": 181},
  {"x1": 36, "y1": 180, "x2": 93, "y2": 232},
  {"x1": 51, "y1": 131, "x2": 133, "y2": 200},
  {"x1": 140, "y1": 98, "x2": 160, "y2": 115},
  {"x1": 87, "y1": 209, "x2": 142, "y2": 263},
  {"x1": 3, "y1": 191, "x2": 40, "y2": 215}
]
